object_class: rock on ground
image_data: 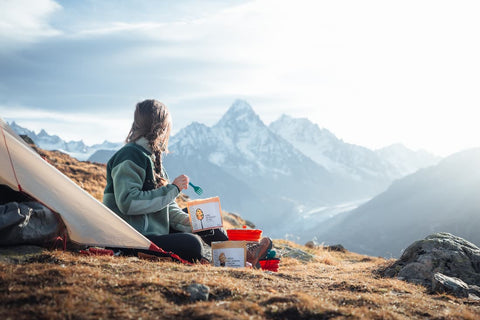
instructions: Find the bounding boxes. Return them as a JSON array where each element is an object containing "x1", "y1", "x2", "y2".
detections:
[
  {"x1": 185, "y1": 283, "x2": 210, "y2": 302},
  {"x1": 382, "y1": 232, "x2": 480, "y2": 298}
]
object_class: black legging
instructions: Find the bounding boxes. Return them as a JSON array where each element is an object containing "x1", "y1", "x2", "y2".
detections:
[
  {"x1": 146, "y1": 233, "x2": 204, "y2": 262},
  {"x1": 145, "y1": 228, "x2": 228, "y2": 263},
  {"x1": 124, "y1": 206, "x2": 229, "y2": 263}
]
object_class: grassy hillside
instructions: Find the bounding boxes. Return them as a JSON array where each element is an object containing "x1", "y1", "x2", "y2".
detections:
[
  {"x1": 2, "y1": 244, "x2": 479, "y2": 319},
  {"x1": 1, "y1": 148, "x2": 480, "y2": 319}
]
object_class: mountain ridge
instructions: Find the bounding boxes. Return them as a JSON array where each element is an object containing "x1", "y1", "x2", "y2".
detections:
[
  {"x1": 313, "y1": 147, "x2": 480, "y2": 257},
  {"x1": 164, "y1": 100, "x2": 440, "y2": 236},
  {"x1": 8, "y1": 121, "x2": 123, "y2": 161}
]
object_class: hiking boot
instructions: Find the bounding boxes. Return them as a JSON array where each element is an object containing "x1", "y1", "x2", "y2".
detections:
[{"x1": 247, "y1": 237, "x2": 272, "y2": 268}]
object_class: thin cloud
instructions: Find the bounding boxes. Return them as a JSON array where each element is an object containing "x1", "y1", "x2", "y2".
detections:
[
  {"x1": 0, "y1": 105, "x2": 129, "y2": 127},
  {"x1": 1, "y1": 105, "x2": 131, "y2": 144},
  {"x1": 0, "y1": 0, "x2": 62, "y2": 52}
]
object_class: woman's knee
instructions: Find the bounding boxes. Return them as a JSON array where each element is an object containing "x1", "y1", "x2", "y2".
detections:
[
  {"x1": 175, "y1": 233, "x2": 204, "y2": 261},
  {"x1": 184, "y1": 233, "x2": 204, "y2": 251}
]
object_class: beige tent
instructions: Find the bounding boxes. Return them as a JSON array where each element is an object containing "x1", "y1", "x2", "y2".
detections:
[{"x1": 0, "y1": 118, "x2": 175, "y2": 256}]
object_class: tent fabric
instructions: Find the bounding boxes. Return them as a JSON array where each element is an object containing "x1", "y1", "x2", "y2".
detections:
[{"x1": 0, "y1": 118, "x2": 153, "y2": 250}]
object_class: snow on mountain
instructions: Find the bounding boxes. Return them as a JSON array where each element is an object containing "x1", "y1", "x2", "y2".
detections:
[
  {"x1": 375, "y1": 143, "x2": 441, "y2": 176},
  {"x1": 171, "y1": 100, "x2": 339, "y2": 200},
  {"x1": 170, "y1": 122, "x2": 217, "y2": 158},
  {"x1": 211, "y1": 100, "x2": 322, "y2": 179},
  {"x1": 270, "y1": 115, "x2": 371, "y2": 179},
  {"x1": 269, "y1": 115, "x2": 439, "y2": 183},
  {"x1": 9, "y1": 121, "x2": 123, "y2": 161},
  {"x1": 165, "y1": 100, "x2": 353, "y2": 231}
]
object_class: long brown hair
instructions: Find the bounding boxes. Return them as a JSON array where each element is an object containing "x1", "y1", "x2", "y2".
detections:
[{"x1": 126, "y1": 99, "x2": 171, "y2": 187}]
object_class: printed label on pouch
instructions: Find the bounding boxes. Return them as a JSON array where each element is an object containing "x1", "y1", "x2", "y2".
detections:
[
  {"x1": 211, "y1": 241, "x2": 246, "y2": 268},
  {"x1": 187, "y1": 196, "x2": 223, "y2": 232}
]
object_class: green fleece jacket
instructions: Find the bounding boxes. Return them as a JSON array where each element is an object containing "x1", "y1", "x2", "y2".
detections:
[{"x1": 103, "y1": 137, "x2": 191, "y2": 236}]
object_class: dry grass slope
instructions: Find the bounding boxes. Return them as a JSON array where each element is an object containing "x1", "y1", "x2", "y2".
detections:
[
  {"x1": 1, "y1": 147, "x2": 479, "y2": 319},
  {"x1": 2, "y1": 247, "x2": 480, "y2": 319}
]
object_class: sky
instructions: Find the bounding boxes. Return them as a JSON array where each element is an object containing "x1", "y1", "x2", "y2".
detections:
[{"x1": 0, "y1": 0, "x2": 479, "y2": 157}]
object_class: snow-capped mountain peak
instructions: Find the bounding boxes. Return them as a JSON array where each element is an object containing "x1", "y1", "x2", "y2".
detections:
[
  {"x1": 226, "y1": 99, "x2": 256, "y2": 115},
  {"x1": 9, "y1": 121, "x2": 31, "y2": 136},
  {"x1": 215, "y1": 100, "x2": 264, "y2": 131},
  {"x1": 170, "y1": 121, "x2": 215, "y2": 154},
  {"x1": 38, "y1": 129, "x2": 50, "y2": 138}
]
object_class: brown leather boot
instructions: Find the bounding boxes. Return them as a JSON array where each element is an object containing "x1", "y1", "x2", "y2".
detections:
[{"x1": 247, "y1": 237, "x2": 272, "y2": 268}]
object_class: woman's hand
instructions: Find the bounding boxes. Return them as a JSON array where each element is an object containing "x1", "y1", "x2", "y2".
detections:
[{"x1": 172, "y1": 174, "x2": 189, "y2": 191}]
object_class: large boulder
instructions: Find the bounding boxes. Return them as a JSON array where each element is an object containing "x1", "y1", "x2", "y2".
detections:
[{"x1": 383, "y1": 233, "x2": 480, "y2": 298}]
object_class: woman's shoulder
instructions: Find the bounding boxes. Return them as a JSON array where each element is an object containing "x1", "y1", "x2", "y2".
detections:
[
  {"x1": 123, "y1": 142, "x2": 151, "y2": 154},
  {"x1": 109, "y1": 143, "x2": 151, "y2": 167}
]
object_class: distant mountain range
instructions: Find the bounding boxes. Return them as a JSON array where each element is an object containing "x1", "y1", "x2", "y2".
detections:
[
  {"x1": 9, "y1": 122, "x2": 123, "y2": 161},
  {"x1": 270, "y1": 115, "x2": 438, "y2": 181},
  {"x1": 9, "y1": 100, "x2": 441, "y2": 243},
  {"x1": 165, "y1": 100, "x2": 441, "y2": 235},
  {"x1": 312, "y1": 148, "x2": 480, "y2": 257}
]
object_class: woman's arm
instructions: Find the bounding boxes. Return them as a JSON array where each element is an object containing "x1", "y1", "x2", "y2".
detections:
[
  {"x1": 168, "y1": 201, "x2": 192, "y2": 233},
  {"x1": 112, "y1": 159, "x2": 179, "y2": 215}
]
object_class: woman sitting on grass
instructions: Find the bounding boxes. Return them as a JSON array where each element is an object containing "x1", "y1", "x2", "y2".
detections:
[{"x1": 103, "y1": 99, "x2": 271, "y2": 265}]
